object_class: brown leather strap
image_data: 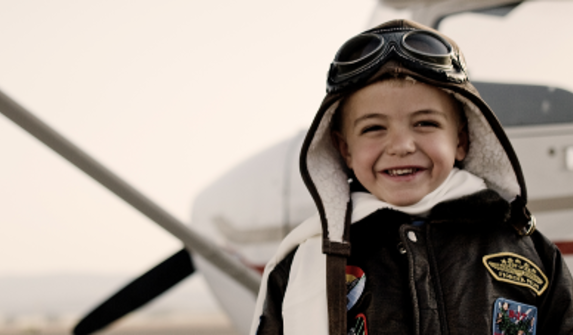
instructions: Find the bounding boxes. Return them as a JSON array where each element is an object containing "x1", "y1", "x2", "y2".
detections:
[
  {"x1": 324, "y1": 200, "x2": 352, "y2": 334},
  {"x1": 326, "y1": 254, "x2": 347, "y2": 335},
  {"x1": 323, "y1": 240, "x2": 351, "y2": 256},
  {"x1": 322, "y1": 201, "x2": 353, "y2": 256}
]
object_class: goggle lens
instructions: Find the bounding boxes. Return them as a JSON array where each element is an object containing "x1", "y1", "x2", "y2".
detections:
[
  {"x1": 403, "y1": 32, "x2": 450, "y2": 56},
  {"x1": 335, "y1": 34, "x2": 382, "y2": 64}
]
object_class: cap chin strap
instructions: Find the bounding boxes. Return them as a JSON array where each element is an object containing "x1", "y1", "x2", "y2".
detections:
[{"x1": 323, "y1": 200, "x2": 352, "y2": 335}]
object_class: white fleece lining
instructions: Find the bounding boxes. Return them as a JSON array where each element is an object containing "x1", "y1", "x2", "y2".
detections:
[
  {"x1": 306, "y1": 100, "x2": 349, "y2": 243},
  {"x1": 305, "y1": 89, "x2": 521, "y2": 245},
  {"x1": 451, "y1": 91, "x2": 520, "y2": 201}
]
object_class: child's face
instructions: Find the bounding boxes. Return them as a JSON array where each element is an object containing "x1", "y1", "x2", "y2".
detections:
[{"x1": 335, "y1": 80, "x2": 468, "y2": 206}]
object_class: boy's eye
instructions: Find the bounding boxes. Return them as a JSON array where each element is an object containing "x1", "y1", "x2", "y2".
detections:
[
  {"x1": 415, "y1": 120, "x2": 439, "y2": 128},
  {"x1": 361, "y1": 125, "x2": 385, "y2": 134}
]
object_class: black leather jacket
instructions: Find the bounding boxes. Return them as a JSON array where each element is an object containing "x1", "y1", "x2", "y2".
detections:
[{"x1": 256, "y1": 190, "x2": 573, "y2": 334}]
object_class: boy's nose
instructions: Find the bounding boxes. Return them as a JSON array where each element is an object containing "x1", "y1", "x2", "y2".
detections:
[{"x1": 386, "y1": 131, "x2": 416, "y2": 156}]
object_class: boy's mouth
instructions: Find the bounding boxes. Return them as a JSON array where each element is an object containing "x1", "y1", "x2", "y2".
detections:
[{"x1": 385, "y1": 168, "x2": 420, "y2": 176}]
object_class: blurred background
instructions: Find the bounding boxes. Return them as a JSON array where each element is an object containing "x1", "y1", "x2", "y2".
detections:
[{"x1": 0, "y1": 1, "x2": 376, "y2": 334}]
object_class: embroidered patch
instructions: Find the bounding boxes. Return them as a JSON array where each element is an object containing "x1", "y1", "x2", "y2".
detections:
[
  {"x1": 482, "y1": 252, "x2": 548, "y2": 295},
  {"x1": 348, "y1": 313, "x2": 368, "y2": 335},
  {"x1": 346, "y1": 265, "x2": 366, "y2": 311},
  {"x1": 492, "y1": 298, "x2": 537, "y2": 335}
]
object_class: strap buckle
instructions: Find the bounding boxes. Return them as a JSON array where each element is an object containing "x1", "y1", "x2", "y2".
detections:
[
  {"x1": 518, "y1": 214, "x2": 536, "y2": 236},
  {"x1": 511, "y1": 196, "x2": 536, "y2": 236}
]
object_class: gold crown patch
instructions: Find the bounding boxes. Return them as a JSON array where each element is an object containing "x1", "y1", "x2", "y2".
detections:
[{"x1": 483, "y1": 252, "x2": 548, "y2": 296}]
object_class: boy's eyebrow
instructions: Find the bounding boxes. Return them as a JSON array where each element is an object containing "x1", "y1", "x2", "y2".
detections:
[
  {"x1": 353, "y1": 113, "x2": 386, "y2": 127},
  {"x1": 412, "y1": 109, "x2": 449, "y2": 119}
]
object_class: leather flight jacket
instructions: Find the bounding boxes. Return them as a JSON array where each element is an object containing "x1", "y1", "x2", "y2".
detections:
[{"x1": 256, "y1": 190, "x2": 573, "y2": 334}]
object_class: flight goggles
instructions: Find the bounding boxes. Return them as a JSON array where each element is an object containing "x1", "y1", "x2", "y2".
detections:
[{"x1": 327, "y1": 27, "x2": 468, "y2": 93}]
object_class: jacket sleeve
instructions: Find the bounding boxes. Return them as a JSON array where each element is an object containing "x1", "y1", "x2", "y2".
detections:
[
  {"x1": 254, "y1": 248, "x2": 298, "y2": 335},
  {"x1": 534, "y1": 233, "x2": 573, "y2": 334}
]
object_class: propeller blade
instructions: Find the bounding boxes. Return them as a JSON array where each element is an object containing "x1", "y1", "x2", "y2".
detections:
[{"x1": 73, "y1": 248, "x2": 194, "y2": 335}]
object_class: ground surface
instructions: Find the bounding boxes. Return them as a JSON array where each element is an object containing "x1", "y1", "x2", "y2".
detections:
[{"x1": 0, "y1": 325, "x2": 240, "y2": 335}]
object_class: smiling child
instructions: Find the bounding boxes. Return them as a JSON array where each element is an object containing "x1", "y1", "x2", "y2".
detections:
[
  {"x1": 334, "y1": 79, "x2": 468, "y2": 206},
  {"x1": 250, "y1": 19, "x2": 573, "y2": 335}
]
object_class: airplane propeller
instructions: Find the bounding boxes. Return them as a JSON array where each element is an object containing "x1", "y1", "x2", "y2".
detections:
[{"x1": 73, "y1": 248, "x2": 194, "y2": 335}]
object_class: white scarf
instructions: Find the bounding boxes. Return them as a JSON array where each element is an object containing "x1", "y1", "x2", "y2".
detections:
[{"x1": 351, "y1": 168, "x2": 487, "y2": 223}]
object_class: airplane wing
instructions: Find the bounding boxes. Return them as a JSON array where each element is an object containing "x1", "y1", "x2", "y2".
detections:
[{"x1": 375, "y1": 0, "x2": 523, "y2": 27}]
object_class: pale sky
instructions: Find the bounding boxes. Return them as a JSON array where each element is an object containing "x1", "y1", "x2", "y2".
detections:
[{"x1": 0, "y1": 0, "x2": 572, "y2": 278}]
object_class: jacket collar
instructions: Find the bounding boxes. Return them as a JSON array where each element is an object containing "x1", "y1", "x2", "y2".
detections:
[{"x1": 428, "y1": 189, "x2": 510, "y2": 223}]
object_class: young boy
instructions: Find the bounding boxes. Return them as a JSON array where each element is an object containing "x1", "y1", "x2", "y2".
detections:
[{"x1": 250, "y1": 19, "x2": 573, "y2": 335}]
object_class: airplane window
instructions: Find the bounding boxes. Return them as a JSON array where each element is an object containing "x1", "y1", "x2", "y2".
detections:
[
  {"x1": 473, "y1": 82, "x2": 573, "y2": 127},
  {"x1": 440, "y1": 2, "x2": 573, "y2": 127}
]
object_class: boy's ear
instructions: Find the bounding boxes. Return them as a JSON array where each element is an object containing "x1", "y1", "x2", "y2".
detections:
[
  {"x1": 456, "y1": 123, "x2": 469, "y2": 161},
  {"x1": 331, "y1": 131, "x2": 352, "y2": 169}
]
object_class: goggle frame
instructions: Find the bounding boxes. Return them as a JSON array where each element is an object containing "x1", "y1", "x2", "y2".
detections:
[{"x1": 327, "y1": 27, "x2": 468, "y2": 93}]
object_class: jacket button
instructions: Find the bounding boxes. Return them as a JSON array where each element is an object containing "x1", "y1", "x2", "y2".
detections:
[
  {"x1": 407, "y1": 231, "x2": 417, "y2": 242},
  {"x1": 397, "y1": 242, "x2": 407, "y2": 254}
]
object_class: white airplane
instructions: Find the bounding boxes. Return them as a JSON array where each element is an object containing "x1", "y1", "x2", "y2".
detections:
[
  {"x1": 1, "y1": 1, "x2": 572, "y2": 334},
  {"x1": 193, "y1": 1, "x2": 573, "y2": 333}
]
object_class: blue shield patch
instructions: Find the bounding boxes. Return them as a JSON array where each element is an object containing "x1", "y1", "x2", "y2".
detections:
[{"x1": 492, "y1": 298, "x2": 537, "y2": 335}]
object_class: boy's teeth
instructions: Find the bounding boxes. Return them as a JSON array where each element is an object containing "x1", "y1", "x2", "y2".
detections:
[{"x1": 387, "y1": 168, "x2": 416, "y2": 176}]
